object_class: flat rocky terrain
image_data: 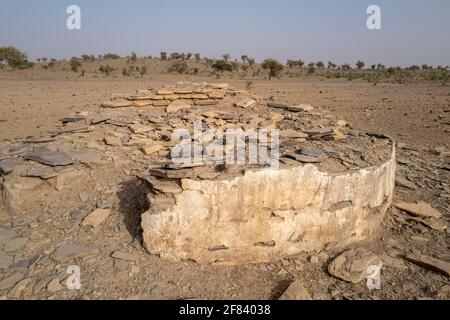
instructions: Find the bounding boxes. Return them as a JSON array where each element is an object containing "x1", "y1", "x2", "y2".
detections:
[{"x1": 0, "y1": 69, "x2": 449, "y2": 300}]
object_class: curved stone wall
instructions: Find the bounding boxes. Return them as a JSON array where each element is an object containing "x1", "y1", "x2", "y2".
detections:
[{"x1": 141, "y1": 142, "x2": 396, "y2": 265}]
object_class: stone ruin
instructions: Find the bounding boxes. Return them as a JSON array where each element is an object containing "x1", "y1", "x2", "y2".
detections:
[{"x1": 0, "y1": 82, "x2": 396, "y2": 266}]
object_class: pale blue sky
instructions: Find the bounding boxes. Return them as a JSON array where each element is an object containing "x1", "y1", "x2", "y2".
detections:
[{"x1": 1, "y1": 0, "x2": 449, "y2": 66}]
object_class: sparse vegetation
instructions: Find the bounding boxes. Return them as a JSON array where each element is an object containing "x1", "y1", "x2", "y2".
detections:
[
  {"x1": 128, "y1": 52, "x2": 138, "y2": 64},
  {"x1": 261, "y1": 59, "x2": 283, "y2": 80},
  {"x1": 70, "y1": 57, "x2": 82, "y2": 72},
  {"x1": 99, "y1": 65, "x2": 114, "y2": 76},
  {"x1": 0, "y1": 46, "x2": 33, "y2": 69},
  {"x1": 212, "y1": 60, "x2": 234, "y2": 73},
  {"x1": 168, "y1": 61, "x2": 188, "y2": 74},
  {"x1": 102, "y1": 53, "x2": 121, "y2": 60},
  {"x1": 356, "y1": 60, "x2": 365, "y2": 70},
  {"x1": 160, "y1": 52, "x2": 167, "y2": 61}
]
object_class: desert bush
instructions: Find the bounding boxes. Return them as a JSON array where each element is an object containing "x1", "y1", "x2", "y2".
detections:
[
  {"x1": 168, "y1": 61, "x2": 188, "y2": 73},
  {"x1": 81, "y1": 54, "x2": 95, "y2": 62},
  {"x1": 194, "y1": 53, "x2": 201, "y2": 63},
  {"x1": 0, "y1": 46, "x2": 33, "y2": 69},
  {"x1": 170, "y1": 52, "x2": 181, "y2": 60},
  {"x1": 328, "y1": 62, "x2": 337, "y2": 69},
  {"x1": 70, "y1": 57, "x2": 82, "y2": 72},
  {"x1": 102, "y1": 53, "x2": 120, "y2": 60},
  {"x1": 212, "y1": 60, "x2": 234, "y2": 73},
  {"x1": 356, "y1": 60, "x2": 365, "y2": 70},
  {"x1": 122, "y1": 67, "x2": 131, "y2": 77},
  {"x1": 160, "y1": 52, "x2": 167, "y2": 60},
  {"x1": 186, "y1": 53, "x2": 193, "y2": 60},
  {"x1": 307, "y1": 65, "x2": 315, "y2": 74},
  {"x1": 222, "y1": 54, "x2": 231, "y2": 62},
  {"x1": 246, "y1": 80, "x2": 254, "y2": 91},
  {"x1": 99, "y1": 65, "x2": 114, "y2": 76},
  {"x1": 316, "y1": 61, "x2": 325, "y2": 68},
  {"x1": 341, "y1": 64, "x2": 351, "y2": 71},
  {"x1": 261, "y1": 59, "x2": 283, "y2": 80},
  {"x1": 139, "y1": 66, "x2": 147, "y2": 77},
  {"x1": 128, "y1": 52, "x2": 138, "y2": 64}
]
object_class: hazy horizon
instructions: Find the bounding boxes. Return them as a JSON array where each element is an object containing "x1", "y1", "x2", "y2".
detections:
[{"x1": 1, "y1": 0, "x2": 450, "y2": 67}]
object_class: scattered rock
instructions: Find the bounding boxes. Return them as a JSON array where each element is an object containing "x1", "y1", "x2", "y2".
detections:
[
  {"x1": 141, "y1": 144, "x2": 164, "y2": 155},
  {"x1": 25, "y1": 147, "x2": 74, "y2": 167},
  {"x1": 0, "y1": 229, "x2": 16, "y2": 245},
  {"x1": 111, "y1": 251, "x2": 140, "y2": 262},
  {"x1": 395, "y1": 176, "x2": 418, "y2": 190},
  {"x1": 328, "y1": 248, "x2": 383, "y2": 284},
  {"x1": 0, "y1": 252, "x2": 13, "y2": 270},
  {"x1": 50, "y1": 244, "x2": 99, "y2": 262},
  {"x1": 104, "y1": 136, "x2": 122, "y2": 147},
  {"x1": 82, "y1": 208, "x2": 111, "y2": 228},
  {"x1": 166, "y1": 100, "x2": 192, "y2": 113},
  {"x1": 4, "y1": 237, "x2": 28, "y2": 253},
  {"x1": 0, "y1": 159, "x2": 23, "y2": 175},
  {"x1": 0, "y1": 273, "x2": 24, "y2": 291},
  {"x1": 235, "y1": 98, "x2": 256, "y2": 109},
  {"x1": 8, "y1": 278, "x2": 32, "y2": 298},
  {"x1": 47, "y1": 278, "x2": 63, "y2": 292},
  {"x1": 394, "y1": 201, "x2": 442, "y2": 219},
  {"x1": 279, "y1": 280, "x2": 312, "y2": 300},
  {"x1": 405, "y1": 254, "x2": 450, "y2": 277}
]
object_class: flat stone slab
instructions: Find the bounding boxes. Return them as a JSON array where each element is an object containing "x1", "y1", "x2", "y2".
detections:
[
  {"x1": 50, "y1": 244, "x2": 99, "y2": 262},
  {"x1": 25, "y1": 147, "x2": 74, "y2": 166},
  {"x1": 0, "y1": 159, "x2": 23, "y2": 175}
]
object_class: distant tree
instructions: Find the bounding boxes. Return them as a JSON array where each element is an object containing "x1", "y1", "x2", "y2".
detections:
[
  {"x1": 316, "y1": 61, "x2": 325, "y2": 68},
  {"x1": 139, "y1": 66, "x2": 147, "y2": 77},
  {"x1": 70, "y1": 57, "x2": 82, "y2": 72},
  {"x1": 241, "y1": 55, "x2": 249, "y2": 64},
  {"x1": 0, "y1": 46, "x2": 33, "y2": 69},
  {"x1": 194, "y1": 53, "x2": 201, "y2": 63},
  {"x1": 128, "y1": 52, "x2": 138, "y2": 64},
  {"x1": 376, "y1": 63, "x2": 385, "y2": 70},
  {"x1": 170, "y1": 52, "x2": 181, "y2": 60},
  {"x1": 168, "y1": 61, "x2": 189, "y2": 73},
  {"x1": 287, "y1": 60, "x2": 297, "y2": 68},
  {"x1": 307, "y1": 64, "x2": 315, "y2": 74},
  {"x1": 247, "y1": 58, "x2": 255, "y2": 66},
  {"x1": 328, "y1": 61, "x2": 337, "y2": 69},
  {"x1": 261, "y1": 58, "x2": 284, "y2": 80},
  {"x1": 371, "y1": 64, "x2": 376, "y2": 70},
  {"x1": 102, "y1": 53, "x2": 120, "y2": 60},
  {"x1": 356, "y1": 60, "x2": 365, "y2": 70},
  {"x1": 212, "y1": 60, "x2": 234, "y2": 73},
  {"x1": 341, "y1": 64, "x2": 351, "y2": 71},
  {"x1": 160, "y1": 52, "x2": 167, "y2": 60},
  {"x1": 222, "y1": 53, "x2": 231, "y2": 62},
  {"x1": 186, "y1": 53, "x2": 193, "y2": 60}
]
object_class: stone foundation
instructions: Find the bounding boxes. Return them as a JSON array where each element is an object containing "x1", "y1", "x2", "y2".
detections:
[{"x1": 141, "y1": 143, "x2": 396, "y2": 265}]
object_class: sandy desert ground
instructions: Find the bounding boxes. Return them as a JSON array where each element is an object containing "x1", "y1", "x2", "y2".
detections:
[{"x1": 0, "y1": 63, "x2": 449, "y2": 300}]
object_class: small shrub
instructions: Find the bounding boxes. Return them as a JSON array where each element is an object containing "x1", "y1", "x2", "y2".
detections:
[
  {"x1": 128, "y1": 52, "x2": 137, "y2": 64},
  {"x1": 0, "y1": 46, "x2": 33, "y2": 69},
  {"x1": 212, "y1": 60, "x2": 234, "y2": 73},
  {"x1": 99, "y1": 65, "x2": 114, "y2": 76},
  {"x1": 102, "y1": 53, "x2": 120, "y2": 60},
  {"x1": 70, "y1": 57, "x2": 82, "y2": 72},
  {"x1": 261, "y1": 59, "x2": 284, "y2": 80},
  {"x1": 194, "y1": 53, "x2": 201, "y2": 63},
  {"x1": 160, "y1": 52, "x2": 167, "y2": 60},
  {"x1": 168, "y1": 61, "x2": 188, "y2": 74},
  {"x1": 139, "y1": 66, "x2": 147, "y2": 77}
]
